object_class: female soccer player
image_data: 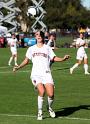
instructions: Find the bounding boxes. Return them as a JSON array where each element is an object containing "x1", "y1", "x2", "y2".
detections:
[
  {"x1": 7, "y1": 33, "x2": 18, "y2": 66},
  {"x1": 13, "y1": 31, "x2": 70, "y2": 120},
  {"x1": 70, "y1": 33, "x2": 89, "y2": 75}
]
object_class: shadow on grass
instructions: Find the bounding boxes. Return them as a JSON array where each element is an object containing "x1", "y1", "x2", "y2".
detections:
[
  {"x1": 52, "y1": 67, "x2": 70, "y2": 71},
  {"x1": 55, "y1": 105, "x2": 90, "y2": 118}
]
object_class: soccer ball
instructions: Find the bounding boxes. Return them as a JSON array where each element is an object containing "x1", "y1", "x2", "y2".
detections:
[{"x1": 27, "y1": 6, "x2": 37, "y2": 18}]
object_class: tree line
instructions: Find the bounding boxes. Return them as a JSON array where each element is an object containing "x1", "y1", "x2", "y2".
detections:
[{"x1": 15, "y1": 0, "x2": 90, "y2": 32}]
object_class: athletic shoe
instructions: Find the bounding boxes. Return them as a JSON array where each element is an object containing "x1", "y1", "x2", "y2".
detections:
[
  {"x1": 15, "y1": 64, "x2": 18, "y2": 66},
  {"x1": 48, "y1": 107, "x2": 55, "y2": 118},
  {"x1": 8, "y1": 63, "x2": 11, "y2": 66},
  {"x1": 37, "y1": 110, "x2": 43, "y2": 120},
  {"x1": 70, "y1": 68, "x2": 73, "y2": 74},
  {"x1": 85, "y1": 72, "x2": 90, "y2": 75}
]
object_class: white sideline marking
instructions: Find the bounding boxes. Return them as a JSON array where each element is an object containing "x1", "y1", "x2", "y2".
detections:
[
  {"x1": 0, "y1": 113, "x2": 90, "y2": 121},
  {"x1": 0, "y1": 66, "x2": 11, "y2": 69},
  {"x1": 0, "y1": 65, "x2": 31, "y2": 74},
  {"x1": 0, "y1": 113, "x2": 36, "y2": 118},
  {"x1": 0, "y1": 70, "x2": 30, "y2": 74},
  {"x1": 59, "y1": 116, "x2": 90, "y2": 121},
  {"x1": 0, "y1": 64, "x2": 30, "y2": 69}
]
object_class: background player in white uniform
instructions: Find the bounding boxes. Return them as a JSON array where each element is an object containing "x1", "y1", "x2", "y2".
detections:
[
  {"x1": 47, "y1": 33, "x2": 56, "y2": 67},
  {"x1": 70, "y1": 33, "x2": 89, "y2": 75},
  {"x1": 7, "y1": 33, "x2": 18, "y2": 66},
  {"x1": 47, "y1": 33, "x2": 56, "y2": 50},
  {"x1": 13, "y1": 31, "x2": 70, "y2": 120}
]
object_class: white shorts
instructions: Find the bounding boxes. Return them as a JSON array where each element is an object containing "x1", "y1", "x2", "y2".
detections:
[
  {"x1": 31, "y1": 74, "x2": 54, "y2": 87},
  {"x1": 76, "y1": 47, "x2": 87, "y2": 60},
  {"x1": 11, "y1": 48, "x2": 17, "y2": 55}
]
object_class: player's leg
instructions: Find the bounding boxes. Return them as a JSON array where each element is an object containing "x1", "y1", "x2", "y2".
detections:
[
  {"x1": 31, "y1": 76, "x2": 45, "y2": 120},
  {"x1": 13, "y1": 49, "x2": 18, "y2": 66},
  {"x1": 84, "y1": 56, "x2": 90, "y2": 74},
  {"x1": 70, "y1": 59, "x2": 82, "y2": 74},
  {"x1": 37, "y1": 83, "x2": 45, "y2": 120},
  {"x1": 45, "y1": 83, "x2": 55, "y2": 118},
  {"x1": 14, "y1": 54, "x2": 18, "y2": 66},
  {"x1": 8, "y1": 53, "x2": 14, "y2": 66},
  {"x1": 70, "y1": 50, "x2": 83, "y2": 74}
]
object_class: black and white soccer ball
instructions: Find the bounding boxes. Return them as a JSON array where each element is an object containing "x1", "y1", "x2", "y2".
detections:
[{"x1": 27, "y1": 6, "x2": 39, "y2": 18}]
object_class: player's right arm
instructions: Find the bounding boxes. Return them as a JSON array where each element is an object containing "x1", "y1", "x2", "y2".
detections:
[
  {"x1": 13, "y1": 57, "x2": 29, "y2": 72},
  {"x1": 76, "y1": 43, "x2": 80, "y2": 48},
  {"x1": 76, "y1": 39, "x2": 80, "y2": 48}
]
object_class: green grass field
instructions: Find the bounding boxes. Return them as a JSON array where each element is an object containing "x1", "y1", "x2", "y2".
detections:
[{"x1": 0, "y1": 48, "x2": 90, "y2": 124}]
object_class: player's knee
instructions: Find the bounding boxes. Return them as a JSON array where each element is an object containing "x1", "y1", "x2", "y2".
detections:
[
  {"x1": 38, "y1": 90, "x2": 45, "y2": 97},
  {"x1": 48, "y1": 94, "x2": 54, "y2": 98}
]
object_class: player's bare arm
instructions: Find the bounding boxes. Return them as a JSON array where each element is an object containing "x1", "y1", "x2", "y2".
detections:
[
  {"x1": 13, "y1": 57, "x2": 29, "y2": 72},
  {"x1": 76, "y1": 44, "x2": 80, "y2": 48},
  {"x1": 54, "y1": 55, "x2": 70, "y2": 62}
]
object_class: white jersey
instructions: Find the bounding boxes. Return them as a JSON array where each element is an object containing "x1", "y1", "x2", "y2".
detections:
[
  {"x1": 76, "y1": 38, "x2": 87, "y2": 60},
  {"x1": 7, "y1": 38, "x2": 18, "y2": 54},
  {"x1": 47, "y1": 39, "x2": 52, "y2": 46},
  {"x1": 76, "y1": 38, "x2": 85, "y2": 47},
  {"x1": 26, "y1": 44, "x2": 56, "y2": 77},
  {"x1": 47, "y1": 39, "x2": 55, "y2": 50}
]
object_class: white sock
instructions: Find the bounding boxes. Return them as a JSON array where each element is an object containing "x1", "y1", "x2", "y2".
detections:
[
  {"x1": 38, "y1": 96, "x2": 43, "y2": 111},
  {"x1": 8, "y1": 56, "x2": 13, "y2": 64},
  {"x1": 84, "y1": 64, "x2": 89, "y2": 73},
  {"x1": 48, "y1": 97, "x2": 54, "y2": 109},
  {"x1": 71, "y1": 63, "x2": 79, "y2": 70},
  {"x1": 14, "y1": 57, "x2": 17, "y2": 65}
]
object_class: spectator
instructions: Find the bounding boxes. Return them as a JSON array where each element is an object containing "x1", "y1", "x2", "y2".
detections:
[{"x1": 0, "y1": 34, "x2": 5, "y2": 48}]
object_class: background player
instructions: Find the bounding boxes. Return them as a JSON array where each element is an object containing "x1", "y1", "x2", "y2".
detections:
[
  {"x1": 70, "y1": 33, "x2": 89, "y2": 75},
  {"x1": 7, "y1": 33, "x2": 18, "y2": 66},
  {"x1": 47, "y1": 33, "x2": 56, "y2": 50}
]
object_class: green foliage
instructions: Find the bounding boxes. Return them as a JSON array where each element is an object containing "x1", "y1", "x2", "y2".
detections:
[
  {"x1": 44, "y1": 0, "x2": 90, "y2": 29},
  {"x1": 15, "y1": 0, "x2": 33, "y2": 29},
  {"x1": 15, "y1": 0, "x2": 90, "y2": 30},
  {"x1": 56, "y1": 36, "x2": 73, "y2": 47}
]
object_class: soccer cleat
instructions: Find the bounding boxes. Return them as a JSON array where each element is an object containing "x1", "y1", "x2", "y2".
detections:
[
  {"x1": 48, "y1": 107, "x2": 56, "y2": 118},
  {"x1": 85, "y1": 72, "x2": 90, "y2": 75},
  {"x1": 15, "y1": 63, "x2": 18, "y2": 67},
  {"x1": 37, "y1": 110, "x2": 43, "y2": 120},
  {"x1": 8, "y1": 63, "x2": 11, "y2": 66},
  {"x1": 70, "y1": 68, "x2": 73, "y2": 74}
]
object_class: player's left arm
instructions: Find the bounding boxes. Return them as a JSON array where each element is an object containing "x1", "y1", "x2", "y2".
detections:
[{"x1": 53, "y1": 55, "x2": 70, "y2": 62}]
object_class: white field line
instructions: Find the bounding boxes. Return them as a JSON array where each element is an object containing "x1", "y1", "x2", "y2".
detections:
[
  {"x1": 0, "y1": 65, "x2": 31, "y2": 74},
  {"x1": 0, "y1": 70, "x2": 30, "y2": 74},
  {"x1": 0, "y1": 65, "x2": 30, "y2": 69},
  {"x1": 0, "y1": 113, "x2": 36, "y2": 118},
  {"x1": 58, "y1": 116, "x2": 90, "y2": 121},
  {"x1": 0, "y1": 113, "x2": 90, "y2": 121},
  {"x1": 0, "y1": 66, "x2": 11, "y2": 69}
]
